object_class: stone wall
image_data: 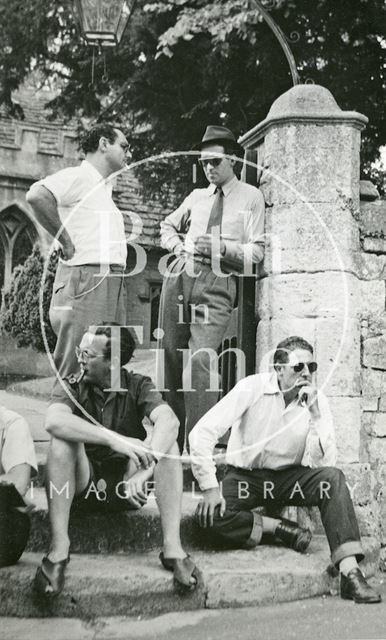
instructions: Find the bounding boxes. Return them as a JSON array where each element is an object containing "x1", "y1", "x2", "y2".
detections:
[
  {"x1": 239, "y1": 84, "x2": 386, "y2": 554},
  {"x1": 358, "y1": 185, "x2": 386, "y2": 562}
]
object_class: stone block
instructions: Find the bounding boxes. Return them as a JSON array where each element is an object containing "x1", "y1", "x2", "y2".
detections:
[
  {"x1": 257, "y1": 273, "x2": 384, "y2": 321},
  {"x1": 354, "y1": 503, "x2": 380, "y2": 538},
  {"x1": 378, "y1": 497, "x2": 386, "y2": 546},
  {"x1": 363, "y1": 336, "x2": 386, "y2": 370},
  {"x1": 360, "y1": 180, "x2": 380, "y2": 202},
  {"x1": 367, "y1": 438, "x2": 386, "y2": 466},
  {"x1": 359, "y1": 280, "x2": 386, "y2": 318},
  {"x1": 362, "y1": 411, "x2": 376, "y2": 437},
  {"x1": 339, "y1": 463, "x2": 374, "y2": 506},
  {"x1": 315, "y1": 317, "x2": 361, "y2": 396},
  {"x1": 265, "y1": 123, "x2": 361, "y2": 205},
  {"x1": 263, "y1": 203, "x2": 360, "y2": 274},
  {"x1": 366, "y1": 313, "x2": 386, "y2": 338},
  {"x1": 362, "y1": 412, "x2": 386, "y2": 437},
  {"x1": 329, "y1": 397, "x2": 361, "y2": 463},
  {"x1": 359, "y1": 200, "x2": 386, "y2": 237},
  {"x1": 363, "y1": 237, "x2": 386, "y2": 254},
  {"x1": 361, "y1": 368, "x2": 384, "y2": 398},
  {"x1": 362, "y1": 397, "x2": 379, "y2": 411},
  {"x1": 356, "y1": 252, "x2": 386, "y2": 280}
]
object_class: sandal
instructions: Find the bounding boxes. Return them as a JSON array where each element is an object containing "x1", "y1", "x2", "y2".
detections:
[
  {"x1": 33, "y1": 555, "x2": 70, "y2": 598},
  {"x1": 159, "y1": 552, "x2": 201, "y2": 593}
]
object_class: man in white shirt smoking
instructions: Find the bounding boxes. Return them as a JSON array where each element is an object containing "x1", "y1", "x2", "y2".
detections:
[
  {"x1": 26, "y1": 124, "x2": 130, "y2": 397},
  {"x1": 189, "y1": 336, "x2": 381, "y2": 604}
]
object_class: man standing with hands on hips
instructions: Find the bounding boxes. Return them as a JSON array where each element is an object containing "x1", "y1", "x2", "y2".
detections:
[
  {"x1": 26, "y1": 124, "x2": 130, "y2": 397},
  {"x1": 159, "y1": 125, "x2": 265, "y2": 451}
]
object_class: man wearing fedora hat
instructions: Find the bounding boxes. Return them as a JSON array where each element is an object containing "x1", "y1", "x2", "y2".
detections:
[{"x1": 158, "y1": 125, "x2": 265, "y2": 451}]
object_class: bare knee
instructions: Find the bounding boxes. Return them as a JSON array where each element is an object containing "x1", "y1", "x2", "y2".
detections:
[{"x1": 49, "y1": 436, "x2": 79, "y2": 462}]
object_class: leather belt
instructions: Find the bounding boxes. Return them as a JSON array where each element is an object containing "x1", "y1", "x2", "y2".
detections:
[{"x1": 82, "y1": 263, "x2": 126, "y2": 273}]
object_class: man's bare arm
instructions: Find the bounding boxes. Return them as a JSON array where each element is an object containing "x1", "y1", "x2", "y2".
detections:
[
  {"x1": 46, "y1": 404, "x2": 153, "y2": 468},
  {"x1": 26, "y1": 185, "x2": 75, "y2": 259},
  {"x1": 148, "y1": 404, "x2": 179, "y2": 457}
]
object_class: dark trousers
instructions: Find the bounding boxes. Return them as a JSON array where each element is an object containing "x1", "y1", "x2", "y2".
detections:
[
  {"x1": 209, "y1": 465, "x2": 364, "y2": 567},
  {"x1": 158, "y1": 258, "x2": 237, "y2": 451}
]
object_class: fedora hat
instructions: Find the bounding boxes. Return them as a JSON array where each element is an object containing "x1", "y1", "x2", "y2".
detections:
[{"x1": 193, "y1": 125, "x2": 244, "y2": 157}]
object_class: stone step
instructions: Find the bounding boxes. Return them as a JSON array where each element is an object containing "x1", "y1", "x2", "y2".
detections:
[
  {"x1": 27, "y1": 489, "x2": 211, "y2": 553},
  {"x1": 26, "y1": 488, "x2": 191, "y2": 553},
  {"x1": 0, "y1": 538, "x2": 380, "y2": 618}
]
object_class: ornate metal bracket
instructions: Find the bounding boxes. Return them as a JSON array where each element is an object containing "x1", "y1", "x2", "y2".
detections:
[{"x1": 250, "y1": 0, "x2": 300, "y2": 86}]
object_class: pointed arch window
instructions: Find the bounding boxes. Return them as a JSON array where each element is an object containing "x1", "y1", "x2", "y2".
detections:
[{"x1": 0, "y1": 205, "x2": 37, "y2": 296}]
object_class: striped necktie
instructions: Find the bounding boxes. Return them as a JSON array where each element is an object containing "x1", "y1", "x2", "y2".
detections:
[{"x1": 206, "y1": 186, "x2": 224, "y2": 233}]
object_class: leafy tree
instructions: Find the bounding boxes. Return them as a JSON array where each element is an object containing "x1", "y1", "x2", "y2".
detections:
[
  {"x1": 0, "y1": 0, "x2": 385, "y2": 196},
  {"x1": 0, "y1": 246, "x2": 57, "y2": 352}
]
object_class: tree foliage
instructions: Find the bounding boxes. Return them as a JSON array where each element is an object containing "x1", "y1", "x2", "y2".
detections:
[
  {"x1": 0, "y1": 246, "x2": 57, "y2": 352},
  {"x1": 0, "y1": 0, "x2": 385, "y2": 196}
]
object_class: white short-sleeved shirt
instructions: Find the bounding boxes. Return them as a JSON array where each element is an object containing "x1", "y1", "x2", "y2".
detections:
[
  {"x1": 30, "y1": 160, "x2": 127, "y2": 266},
  {"x1": 0, "y1": 406, "x2": 38, "y2": 476}
]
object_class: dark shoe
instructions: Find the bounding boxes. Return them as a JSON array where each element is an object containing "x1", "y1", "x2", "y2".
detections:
[
  {"x1": 159, "y1": 552, "x2": 201, "y2": 593},
  {"x1": 274, "y1": 518, "x2": 312, "y2": 553},
  {"x1": 340, "y1": 568, "x2": 382, "y2": 603},
  {"x1": 33, "y1": 555, "x2": 70, "y2": 599}
]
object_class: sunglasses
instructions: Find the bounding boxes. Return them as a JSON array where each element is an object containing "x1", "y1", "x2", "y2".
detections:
[
  {"x1": 291, "y1": 361, "x2": 318, "y2": 374},
  {"x1": 198, "y1": 157, "x2": 224, "y2": 168}
]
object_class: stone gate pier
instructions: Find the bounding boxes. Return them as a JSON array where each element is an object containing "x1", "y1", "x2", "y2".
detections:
[{"x1": 240, "y1": 84, "x2": 386, "y2": 563}]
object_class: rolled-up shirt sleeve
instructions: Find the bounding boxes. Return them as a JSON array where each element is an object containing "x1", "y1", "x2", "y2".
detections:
[
  {"x1": 189, "y1": 378, "x2": 256, "y2": 490},
  {"x1": 160, "y1": 193, "x2": 193, "y2": 254}
]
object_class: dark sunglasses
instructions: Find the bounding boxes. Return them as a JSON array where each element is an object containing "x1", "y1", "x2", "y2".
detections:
[
  {"x1": 198, "y1": 157, "x2": 224, "y2": 168},
  {"x1": 292, "y1": 361, "x2": 318, "y2": 374}
]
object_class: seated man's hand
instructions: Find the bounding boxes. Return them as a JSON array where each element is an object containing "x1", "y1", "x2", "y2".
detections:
[
  {"x1": 195, "y1": 487, "x2": 226, "y2": 528},
  {"x1": 122, "y1": 468, "x2": 152, "y2": 509},
  {"x1": 110, "y1": 436, "x2": 155, "y2": 469},
  {"x1": 297, "y1": 384, "x2": 320, "y2": 419}
]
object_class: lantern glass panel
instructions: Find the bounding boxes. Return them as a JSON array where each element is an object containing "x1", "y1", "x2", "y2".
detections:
[{"x1": 77, "y1": 0, "x2": 135, "y2": 45}]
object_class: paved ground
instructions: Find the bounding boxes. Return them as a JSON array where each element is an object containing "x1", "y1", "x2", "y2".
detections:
[
  {"x1": 1, "y1": 384, "x2": 386, "y2": 639},
  {"x1": 0, "y1": 390, "x2": 47, "y2": 440},
  {"x1": 2, "y1": 578, "x2": 386, "y2": 640}
]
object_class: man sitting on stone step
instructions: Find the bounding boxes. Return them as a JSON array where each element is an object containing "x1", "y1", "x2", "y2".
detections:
[
  {"x1": 34, "y1": 323, "x2": 200, "y2": 598},
  {"x1": 0, "y1": 405, "x2": 37, "y2": 567},
  {"x1": 189, "y1": 335, "x2": 381, "y2": 604}
]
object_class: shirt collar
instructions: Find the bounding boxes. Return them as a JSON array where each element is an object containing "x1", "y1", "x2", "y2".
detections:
[
  {"x1": 81, "y1": 368, "x2": 130, "y2": 400},
  {"x1": 81, "y1": 159, "x2": 105, "y2": 183},
  {"x1": 263, "y1": 372, "x2": 305, "y2": 412},
  {"x1": 263, "y1": 371, "x2": 281, "y2": 395},
  {"x1": 207, "y1": 175, "x2": 239, "y2": 197}
]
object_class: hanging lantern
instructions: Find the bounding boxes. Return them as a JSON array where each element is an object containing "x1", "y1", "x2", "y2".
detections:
[{"x1": 75, "y1": 0, "x2": 137, "y2": 47}]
